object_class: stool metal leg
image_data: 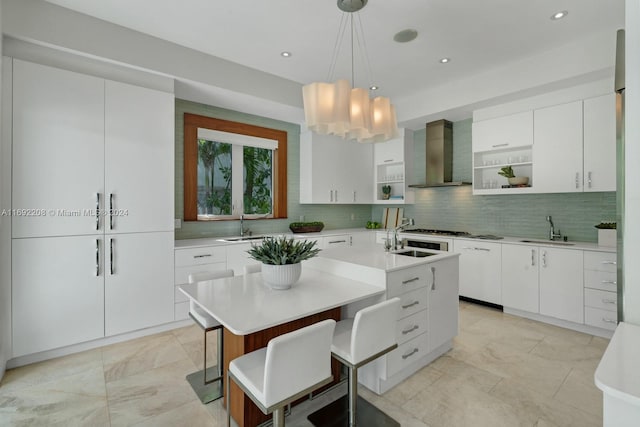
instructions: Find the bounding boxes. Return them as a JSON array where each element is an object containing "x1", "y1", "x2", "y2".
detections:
[
  {"x1": 272, "y1": 407, "x2": 285, "y2": 427},
  {"x1": 348, "y1": 366, "x2": 357, "y2": 426},
  {"x1": 226, "y1": 371, "x2": 231, "y2": 427}
]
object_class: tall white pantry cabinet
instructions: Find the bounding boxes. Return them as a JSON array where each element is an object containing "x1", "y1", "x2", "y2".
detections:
[{"x1": 10, "y1": 59, "x2": 175, "y2": 357}]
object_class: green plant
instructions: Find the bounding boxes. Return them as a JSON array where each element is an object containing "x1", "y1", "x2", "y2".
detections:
[
  {"x1": 382, "y1": 185, "x2": 391, "y2": 195},
  {"x1": 498, "y1": 166, "x2": 515, "y2": 178},
  {"x1": 288, "y1": 221, "x2": 324, "y2": 228},
  {"x1": 595, "y1": 222, "x2": 617, "y2": 229},
  {"x1": 247, "y1": 236, "x2": 320, "y2": 265}
]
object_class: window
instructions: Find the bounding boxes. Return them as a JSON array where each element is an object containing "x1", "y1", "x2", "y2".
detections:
[{"x1": 183, "y1": 114, "x2": 287, "y2": 221}]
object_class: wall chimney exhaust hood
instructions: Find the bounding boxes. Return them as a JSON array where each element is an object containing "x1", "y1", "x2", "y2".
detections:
[{"x1": 409, "y1": 119, "x2": 471, "y2": 188}]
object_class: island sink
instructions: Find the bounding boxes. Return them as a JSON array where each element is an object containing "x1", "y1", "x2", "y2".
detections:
[{"x1": 395, "y1": 250, "x2": 437, "y2": 258}]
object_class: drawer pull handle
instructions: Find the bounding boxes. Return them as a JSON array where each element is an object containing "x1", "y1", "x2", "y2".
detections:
[
  {"x1": 402, "y1": 277, "x2": 420, "y2": 285},
  {"x1": 601, "y1": 280, "x2": 617, "y2": 285},
  {"x1": 402, "y1": 348, "x2": 419, "y2": 359},
  {"x1": 602, "y1": 318, "x2": 617, "y2": 324},
  {"x1": 384, "y1": 159, "x2": 394, "y2": 163},
  {"x1": 601, "y1": 299, "x2": 617, "y2": 304},
  {"x1": 193, "y1": 254, "x2": 213, "y2": 259},
  {"x1": 492, "y1": 143, "x2": 509, "y2": 148},
  {"x1": 402, "y1": 301, "x2": 419, "y2": 309},
  {"x1": 601, "y1": 261, "x2": 617, "y2": 265},
  {"x1": 402, "y1": 325, "x2": 419, "y2": 335},
  {"x1": 328, "y1": 240, "x2": 347, "y2": 244}
]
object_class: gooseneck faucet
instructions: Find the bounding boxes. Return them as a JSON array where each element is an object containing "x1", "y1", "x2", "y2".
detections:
[
  {"x1": 546, "y1": 215, "x2": 562, "y2": 241},
  {"x1": 240, "y1": 214, "x2": 245, "y2": 237},
  {"x1": 392, "y1": 218, "x2": 415, "y2": 250}
]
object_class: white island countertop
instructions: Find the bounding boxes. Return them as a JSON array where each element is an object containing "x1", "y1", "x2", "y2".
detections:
[{"x1": 179, "y1": 267, "x2": 385, "y2": 335}]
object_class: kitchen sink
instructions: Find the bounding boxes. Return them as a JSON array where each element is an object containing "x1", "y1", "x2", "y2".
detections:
[
  {"x1": 519, "y1": 239, "x2": 575, "y2": 246},
  {"x1": 395, "y1": 250, "x2": 437, "y2": 258},
  {"x1": 219, "y1": 236, "x2": 265, "y2": 242}
]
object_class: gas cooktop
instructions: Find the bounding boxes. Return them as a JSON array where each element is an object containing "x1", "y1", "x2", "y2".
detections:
[{"x1": 403, "y1": 228, "x2": 471, "y2": 237}]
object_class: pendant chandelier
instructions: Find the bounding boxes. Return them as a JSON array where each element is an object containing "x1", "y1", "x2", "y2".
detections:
[{"x1": 302, "y1": 0, "x2": 399, "y2": 143}]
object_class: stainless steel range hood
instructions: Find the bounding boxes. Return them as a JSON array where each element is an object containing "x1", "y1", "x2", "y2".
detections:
[{"x1": 409, "y1": 119, "x2": 471, "y2": 188}]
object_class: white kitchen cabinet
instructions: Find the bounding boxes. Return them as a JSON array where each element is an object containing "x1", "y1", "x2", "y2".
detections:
[
  {"x1": 12, "y1": 59, "x2": 105, "y2": 238},
  {"x1": 299, "y1": 131, "x2": 373, "y2": 204},
  {"x1": 373, "y1": 129, "x2": 414, "y2": 204},
  {"x1": 501, "y1": 245, "x2": 540, "y2": 313},
  {"x1": 12, "y1": 236, "x2": 105, "y2": 357},
  {"x1": 427, "y1": 257, "x2": 459, "y2": 353},
  {"x1": 583, "y1": 250, "x2": 618, "y2": 330},
  {"x1": 539, "y1": 247, "x2": 584, "y2": 323},
  {"x1": 472, "y1": 110, "x2": 533, "y2": 152},
  {"x1": 323, "y1": 234, "x2": 351, "y2": 249},
  {"x1": 350, "y1": 231, "x2": 375, "y2": 246},
  {"x1": 453, "y1": 239, "x2": 502, "y2": 305},
  {"x1": 105, "y1": 81, "x2": 174, "y2": 233},
  {"x1": 533, "y1": 101, "x2": 584, "y2": 193},
  {"x1": 105, "y1": 232, "x2": 174, "y2": 336},
  {"x1": 583, "y1": 93, "x2": 616, "y2": 192}
]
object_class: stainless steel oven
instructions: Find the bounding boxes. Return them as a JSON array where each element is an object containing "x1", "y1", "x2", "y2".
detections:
[
  {"x1": 404, "y1": 238, "x2": 449, "y2": 251},
  {"x1": 400, "y1": 228, "x2": 471, "y2": 252}
]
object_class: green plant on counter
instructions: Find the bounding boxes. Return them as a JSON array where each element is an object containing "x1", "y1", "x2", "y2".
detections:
[
  {"x1": 497, "y1": 166, "x2": 515, "y2": 178},
  {"x1": 288, "y1": 221, "x2": 324, "y2": 228},
  {"x1": 247, "y1": 236, "x2": 320, "y2": 265},
  {"x1": 595, "y1": 222, "x2": 617, "y2": 229}
]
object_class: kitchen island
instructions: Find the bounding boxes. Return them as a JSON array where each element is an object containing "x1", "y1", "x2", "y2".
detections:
[{"x1": 306, "y1": 246, "x2": 460, "y2": 394}]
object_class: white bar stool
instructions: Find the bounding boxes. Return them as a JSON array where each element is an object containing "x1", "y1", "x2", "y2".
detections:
[
  {"x1": 227, "y1": 319, "x2": 337, "y2": 427},
  {"x1": 308, "y1": 297, "x2": 401, "y2": 427},
  {"x1": 186, "y1": 269, "x2": 234, "y2": 404}
]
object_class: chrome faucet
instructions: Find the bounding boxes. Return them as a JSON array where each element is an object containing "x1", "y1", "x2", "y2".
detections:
[
  {"x1": 392, "y1": 218, "x2": 415, "y2": 250},
  {"x1": 239, "y1": 214, "x2": 249, "y2": 238},
  {"x1": 546, "y1": 215, "x2": 562, "y2": 240}
]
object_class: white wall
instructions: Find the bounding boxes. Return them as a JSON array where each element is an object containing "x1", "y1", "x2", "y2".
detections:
[{"x1": 623, "y1": 0, "x2": 640, "y2": 325}]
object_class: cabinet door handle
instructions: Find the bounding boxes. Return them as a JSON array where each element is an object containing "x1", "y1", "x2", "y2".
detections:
[
  {"x1": 329, "y1": 190, "x2": 333, "y2": 202},
  {"x1": 402, "y1": 348, "x2": 419, "y2": 359},
  {"x1": 601, "y1": 280, "x2": 617, "y2": 285},
  {"x1": 402, "y1": 325, "x2": 419, "y2": 335},
  {"x1": 95, "y1": 239, "x2": 100, "y2": 276},
  {"x1": 601, "y1": 298, "x2": 617, "y2": 304},
  {"x1": 334, "y1": 190, "x2": 338, "y2": 202},
  {"x1": 109, "y1": 238, "x2": 115, "y2": 275},
  {"x1": 575, "y1": 172, "x2": 580, "y2": 189},
  {"x1": 542, "y1": 251, "x2": 547, "y2": 268},
  {"x1": 402, "y1": 301, "x2": 419, "y2": 309},
  {"x1": 193, "y1": 254, "x2": 212, "y2": 259},
  {"x1": 402, "y1": 277, "x2": 420, "y2": 285},
  {"x1": 95, "y1": 193, "x2": 101, "y2": 230},
  {"x1": 327, "y1": 239, "x2": 347, "y2": 244},
  {"x1": 602, "y1": 318, "x2": 617, "y2": 324},
  {"x1": 353, "y1": 191, "x2": 357, "y2": 202},
  {"x1": 588, "y1": 171, "x2": 592, "y2": 188},
  {"x1": 492, "y1": 143, "x2": 509, "y2": 148},
  {"x1": 109, "y1": 193, "x2": 114, "y2": 230},
  {"x1": 431, "y1": 266, "x2": 436, "y2": 290},
  {"x1": 601, "y1": 261, "x2": 617, "y2": 266},
  {"x1": 531, "y1": 249, "x2": 536, "y2": 266},
  {"x1": 462, "y1": 246, "x2": 490, "y2": 252},
  {"x1": 384, "y1": 159, "x2": 394, "y2": 163}
]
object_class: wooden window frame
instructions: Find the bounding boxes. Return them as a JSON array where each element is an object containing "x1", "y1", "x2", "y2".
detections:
[{"x1": 184, "y1": 113, "x2": 287, "y2": 221}]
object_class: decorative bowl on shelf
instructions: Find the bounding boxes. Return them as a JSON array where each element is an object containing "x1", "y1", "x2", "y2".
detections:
[{"x1": 508, "y1": 176, "x2": 529, "y2": 186}]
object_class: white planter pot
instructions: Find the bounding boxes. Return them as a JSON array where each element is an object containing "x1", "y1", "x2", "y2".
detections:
[
  {"x1": 262, "y1": 263, "x2": 302, "y2": 290},
  {"x1": 598, "y1": 229, "x2": 617, "y2": 247}
]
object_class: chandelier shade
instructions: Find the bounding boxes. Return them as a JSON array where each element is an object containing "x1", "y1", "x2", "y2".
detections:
[{"x1": 301, "y1": 2, "x2": 399, "y2": 143}]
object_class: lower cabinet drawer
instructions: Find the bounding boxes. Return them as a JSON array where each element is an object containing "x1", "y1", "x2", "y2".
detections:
[
  {"x1": 584, "y1": 306, "x2": 618, "y2": 331},
  {"x1": 584, "y1": 269, "x2": 617, "y2": 292},
  {"x1": 584, "y1": 251, "x2": 617, "y2": 273},
  {"x1": 175, "y1": 246, "x2": 226, "y2": 267},
  {"x1": 397, "y1": 288, "x2": 428, "y2": 319},
  {"x1": 175, "y1": 301, "x2": 190, "y2": 321},
  {"x1": 396, "y1": 310, "x2": 427, "y2": 345},
  {"x1": 387, "y1": 333, "x2": 428, "y2": 378},
  {"x1": 584, "y1": 288, "x2": 617, "y2": 311},
  {"x1": 387, "y1": 265, "x2": 428, "y2": 297}
]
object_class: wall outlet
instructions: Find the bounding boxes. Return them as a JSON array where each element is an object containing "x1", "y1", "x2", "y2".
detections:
[{"x1": 174, "y1": 218, "x2": 182, "y2": 229}]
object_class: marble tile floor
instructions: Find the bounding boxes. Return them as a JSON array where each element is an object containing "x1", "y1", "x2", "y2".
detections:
[{"x1": 0, "y1": 301, "x2": 607, "y2": 427}]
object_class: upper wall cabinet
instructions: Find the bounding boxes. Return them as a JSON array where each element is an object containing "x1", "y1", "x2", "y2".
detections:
[
  {"x1": 373, "y1": 128, "x2": 414, "y2": 204},
  {"x1": 583, "y1": 93, "x2": 616, "y2": 192},
  {"x1": 299, "y1": 132, "x2": 373, "y2": 204},
  {"x1": 533, "y1": 101, "x2": 584, "y2": 193},
  {"x1": 472, "y1": 111, "x2": 533, "y2": 152}
]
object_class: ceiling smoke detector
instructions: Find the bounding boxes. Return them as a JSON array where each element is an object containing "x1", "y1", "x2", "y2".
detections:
[{"x1": 393, "y1": 29, "x2": 418, "y2": 43}]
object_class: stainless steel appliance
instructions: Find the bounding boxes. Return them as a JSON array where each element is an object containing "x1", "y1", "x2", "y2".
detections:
[
  {"x1": 615, "y1": 29, "x2": 625, "y2": 322},
  {"x1": 401, "y1": 228, "x2": 471, "y2": 251}
]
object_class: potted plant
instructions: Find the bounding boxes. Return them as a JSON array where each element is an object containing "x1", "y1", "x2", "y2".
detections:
[
  {"x1": 247, "y1": 236, "x2": 320, "y2": 290},
  {"x1": 498, "y1": 166, "x2": 529, "y2": 186},
  {"x1": 595, "y1": 221, "x2": 617, "y2": 247},
  {"x1": 289, "y1": 221, "x2": 324, "y2": 233},
  {"x1": 382, "y1": 184, "x2": 392, "y2": 199}
]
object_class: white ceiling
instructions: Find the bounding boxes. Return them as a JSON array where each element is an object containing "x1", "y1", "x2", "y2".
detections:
[{"x1": 42, "y1": 0, "x2": 624, "y2": 125}]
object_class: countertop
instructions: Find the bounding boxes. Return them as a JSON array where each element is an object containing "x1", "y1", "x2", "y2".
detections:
[
  {"x1": 178, "y1": 267, "x2": 385, "y2": 335},
  {"x1": 595, "y1": 322, "x2": 640, "y2": 406},
  {"x1": 175, "y1": 228, "x2": 616, "y2": 253}
]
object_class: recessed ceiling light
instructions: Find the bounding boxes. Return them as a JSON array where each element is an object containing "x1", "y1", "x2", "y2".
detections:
[
  {"x1": 550, "y1": 10, "x2": 568, "y2": 20},
  {"x1": 369, "y1": 85, "x2": 379, "y2": 91},
  {"x1": 393, "y1": 29, "x2": 418, "y2": 43},
  {"x1": 439, "y1": 58, "x2": 450, "y2": 64},
  {"x1": 280, "y1": 51, "x2": 292, "y2": 58}
]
